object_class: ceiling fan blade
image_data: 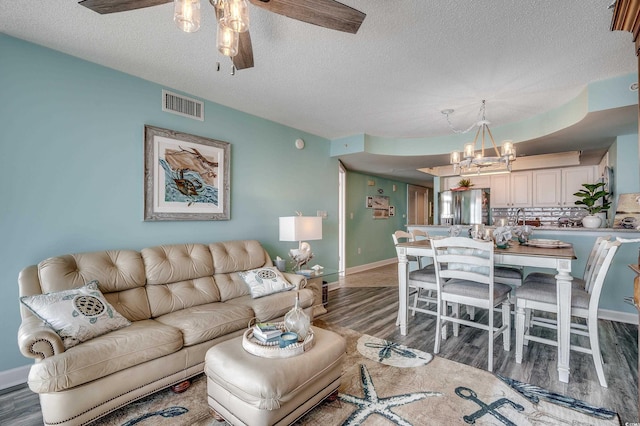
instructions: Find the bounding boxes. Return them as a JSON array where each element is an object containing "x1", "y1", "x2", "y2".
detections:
[
  {"x1": 79, "y1": 0, "x2": 171, "y2": 14},
  {"x1": 233, "y1": 30, "x2": 255, "y2": 70},
  {"x1": 248, "y1": 0, "x2": 365, "y2": 34}
]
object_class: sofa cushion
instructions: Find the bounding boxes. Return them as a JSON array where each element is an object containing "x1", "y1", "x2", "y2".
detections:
[
  {"x1": 155, "y1": 302, "x2": 254, "y2": 346},
  {"x1": 238, "y1": 267, "x2": 295, "y2": 298},
  {"x1": 37, "y1": 250, "x2": 151, "y2": 321},
  {"x1": 142, "y1": 244, "x2": 214, "y2": 285},
  {"x1": 209, "y1": 240, "x2": 271, "y2": 274},
  {"x1": 226, "y1": 288, "x2": 314, "y2": 322},
  {"x1": 20, "y1": 280, "x2": 131, "y2": 349},
  {"x1": 27, "y1": 319, "x2": 183, "y2": 393},
  {"x1": 143, "y1": 244, "x2": 221, "y2": 317},
  {"x1": 146, "y1": 276, "x2": 221, "y2": 317}
]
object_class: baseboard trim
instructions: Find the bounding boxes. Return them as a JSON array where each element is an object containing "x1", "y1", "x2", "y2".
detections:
[
  {"x1": 345, "y1": 258, "x2": 397, "y2": 275},
  {"x1": 0, "y1": 365, "x2": 30, "y2": 390},
  {"x1": 598, "y1": 308, "x2": 638, "y2": 325}
]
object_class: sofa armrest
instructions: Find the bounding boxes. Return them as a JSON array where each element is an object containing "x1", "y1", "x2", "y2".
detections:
[
  {"x1": 18, "y1": 316, "x2": 64, "y2": 360},
  {"x1": 282, "y1": 272, "x2": 306, "y2": 290}
]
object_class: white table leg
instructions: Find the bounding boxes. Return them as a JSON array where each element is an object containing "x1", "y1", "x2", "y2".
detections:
[
  {"x1": 397, "y1": 247, "x2": 409, "y2": 335},
  {"x1": 555, "y1": 259, "x2": 573, "y2": 383}
]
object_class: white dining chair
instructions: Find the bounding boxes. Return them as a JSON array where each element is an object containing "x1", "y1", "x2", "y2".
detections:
[
  {"x1": 431, "y1": 237, "x2": 512, "y2": 372},
  {"x1": 514, "y1": 239, "x2": 621, "y2": 387},
  {"x1": 393, "y1": 230, "x2": 438, "y2": 317},
  {"x1": 523, "y1": 235, "x2": 611, "y2": 289},
  {"x1": 392, "y1": 230, "x2": 421, "y2": 269}
]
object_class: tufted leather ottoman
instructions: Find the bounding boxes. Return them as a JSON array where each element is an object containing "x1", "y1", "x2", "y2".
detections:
[{"x1": 205, "y1": 326, "x2": 346, "y2": 426}]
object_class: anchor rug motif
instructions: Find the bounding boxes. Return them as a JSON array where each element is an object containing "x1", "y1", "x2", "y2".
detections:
[{"x1": 92, "y1": 325, "x2": 619, "y2": 426}]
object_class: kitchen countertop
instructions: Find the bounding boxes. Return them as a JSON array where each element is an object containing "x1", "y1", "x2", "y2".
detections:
[{"x1": 407, "y1": 225, "x2": 640, "y2": 234}]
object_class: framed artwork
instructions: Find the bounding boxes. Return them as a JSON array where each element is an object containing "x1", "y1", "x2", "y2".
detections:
[
  {"x1": 389, "y1": 205, "x2": 395, "y2": 216},
  {"x1": 373, "y1": 208, "x2": 389, "y2": 219},
  {"x1": 144, "y1": 125, "x2": 230, "y2": 221},
  {"x1": 371, "y1": 195, "x2": 389, "y2": 209},
  {"x1": 366, "y1": 196, "x2": 373, "y2": 208}
]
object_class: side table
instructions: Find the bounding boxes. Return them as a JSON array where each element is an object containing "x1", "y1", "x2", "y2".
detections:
[{"x1": 296, "y1": 269, "x2": 339, "y2": 317}]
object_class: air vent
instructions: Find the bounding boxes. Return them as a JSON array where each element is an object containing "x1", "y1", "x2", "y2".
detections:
[{"x1": 162, "y1": 90, "x2": 204, "y2": 121}]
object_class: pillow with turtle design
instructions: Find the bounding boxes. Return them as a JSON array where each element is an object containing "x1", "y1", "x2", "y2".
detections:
[
  {"x1": 20, "y1": 280, "x2": 131, "y2": 349},
  {"x1": 238, "y1": 267, "x2": 295, "y2": 298}
]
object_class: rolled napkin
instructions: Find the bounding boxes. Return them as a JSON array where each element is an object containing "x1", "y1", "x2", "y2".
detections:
[{"x1": 493, "y1": 226, "x2": 512, "y2": 246}]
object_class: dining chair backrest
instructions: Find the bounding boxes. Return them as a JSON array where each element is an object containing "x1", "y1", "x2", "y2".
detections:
[
  {"x1": 410, "y1": 229, "x2": 429, "y2": 241},
  {"x1": 582, "y1": 235, "x2": 611, "y2": 286},
  {"x1": 392, "y1": 230, "x2": 413, "y2": 246},
  {"x1": 431, "y1": 237, "x2": 494, "y2": 288},
  {"x1": 584, "y1": 240, "x2": 620, "y2": 299}
]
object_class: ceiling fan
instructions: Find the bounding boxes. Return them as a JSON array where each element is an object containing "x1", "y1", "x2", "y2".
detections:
[{"x1": 78, "y1": 0, "x2": 366, "y2": 71}]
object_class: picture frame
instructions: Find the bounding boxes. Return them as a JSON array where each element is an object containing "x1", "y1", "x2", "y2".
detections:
[
  {"x1": 373, "y1": 208, "x2": 389, "y2": 219},
  {"x1": 144, "y1": 125, "x2": 230, "y2": 221}
]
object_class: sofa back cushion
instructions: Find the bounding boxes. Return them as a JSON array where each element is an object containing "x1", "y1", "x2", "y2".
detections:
[
  {"x1": 142, "y1": 243, "x2": 220, "y2": 317},
  {"x1": 37, "y1": 250, "x2": 151, "y2": 321},
  {"x1": 209, "y1": 240, "x2": 273, "y2": 301}
]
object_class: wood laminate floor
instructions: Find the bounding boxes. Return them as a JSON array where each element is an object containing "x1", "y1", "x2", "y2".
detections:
[{"x1": 2, "y1": 264, "x2": 638, "y2": 425}]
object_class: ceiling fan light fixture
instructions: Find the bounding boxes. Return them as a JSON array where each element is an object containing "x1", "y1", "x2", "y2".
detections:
[
  {"x1": 217, "y1": 24, "x2": 239, "y2": 57},
  {"x1": 174, "y1": 0, "x2": 201, "y2": 33},
  {"x1": 220, "y1": 0, "x2": 250, "y2": 33}
]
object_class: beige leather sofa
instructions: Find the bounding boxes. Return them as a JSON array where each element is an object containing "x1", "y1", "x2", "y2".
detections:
[{"x1": 17, "y1": 239, "x2": 316, "y2": 426}]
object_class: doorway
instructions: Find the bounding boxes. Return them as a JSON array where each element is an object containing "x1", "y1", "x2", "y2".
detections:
[{"x1": 407, "y1": 184, "x2": 432, "y2": 225}]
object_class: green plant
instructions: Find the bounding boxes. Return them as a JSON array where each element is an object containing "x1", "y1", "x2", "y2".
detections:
[
  {"x1": 573, "y1": 182, "x2": 611, "y2": 215},
  {"x1": 458, "y1": 178, "x2": 473, "y2": 188}
]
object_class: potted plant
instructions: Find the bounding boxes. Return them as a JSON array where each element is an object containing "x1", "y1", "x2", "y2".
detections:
[
  {"x1": 573, "y1": 182, "x2": 611, "y2": 228},
  {"x1": 452, "y1": 178, "x2": 474, "y2": 191}
]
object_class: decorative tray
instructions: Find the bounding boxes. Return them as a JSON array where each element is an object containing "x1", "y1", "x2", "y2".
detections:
[
  {"x1": 525, "y1": 239, "x2": 572, "y2": 249},
  {"x1": 242, "y1": 323, "x2": 314, "y2": 359}
]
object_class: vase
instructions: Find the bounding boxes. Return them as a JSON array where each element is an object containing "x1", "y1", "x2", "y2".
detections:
[
  {"x1": 582, "y1": 215, "x2": 602, "y2": 229},
  {"x1": 284, "y1": 294, "x2": 310, "y2": 340}
]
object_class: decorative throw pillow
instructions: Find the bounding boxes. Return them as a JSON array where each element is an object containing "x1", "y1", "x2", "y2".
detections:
[
  {"x1": 20, "y1": 280, "x2": 131, "y2": 349},
  {"x1": 238, "y1": 267, "x2": 295, "y2": 299}
]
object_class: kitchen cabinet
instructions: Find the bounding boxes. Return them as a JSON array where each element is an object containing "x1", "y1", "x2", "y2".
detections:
[
  {"x1": 532, "y1": 166, "x2": 595, "y2": 207},
  {"x1": 490, "y1": 171, "x2": 532, "y2": 208}
]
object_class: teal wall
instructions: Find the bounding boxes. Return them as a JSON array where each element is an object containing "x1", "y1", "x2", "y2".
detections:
[
  {"x1": 345, "y1": 172, "x2": 408, "y2": 268},
  {"x1": 0, "y1": 34, "x2": 339, "y2": 372}
]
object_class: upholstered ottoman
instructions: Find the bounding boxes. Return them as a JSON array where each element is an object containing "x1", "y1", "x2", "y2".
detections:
[{"x1": 205, "y1": 326, "x2": 346, "y2": 426}]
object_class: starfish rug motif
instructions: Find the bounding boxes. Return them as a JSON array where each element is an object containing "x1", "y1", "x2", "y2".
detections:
[{"x1": 338, "y1": 364, "x2": 442, "y2": 426}]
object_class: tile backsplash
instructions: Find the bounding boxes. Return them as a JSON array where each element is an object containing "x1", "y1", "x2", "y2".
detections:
[{"x1": 491, "y1": 207, "x2": 605, "y2": 227}]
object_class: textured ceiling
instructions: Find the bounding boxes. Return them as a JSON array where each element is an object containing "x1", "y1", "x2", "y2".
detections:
[{"x1": 1, "y1": 1, "x2": 637, "y2": 185}]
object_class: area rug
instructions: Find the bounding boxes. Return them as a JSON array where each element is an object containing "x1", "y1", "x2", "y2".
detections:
[{"x1": 93, "y1": 323, "x2": 619, "y2": 426}]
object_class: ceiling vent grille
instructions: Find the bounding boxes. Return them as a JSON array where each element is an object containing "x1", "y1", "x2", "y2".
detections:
[{"x1": 162, "y1": 90, "x2": 204, "y2": 121}]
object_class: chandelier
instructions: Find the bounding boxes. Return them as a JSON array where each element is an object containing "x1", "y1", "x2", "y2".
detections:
[{"x1": 443, "y1": 100, "x2": 516, "y2": 177}]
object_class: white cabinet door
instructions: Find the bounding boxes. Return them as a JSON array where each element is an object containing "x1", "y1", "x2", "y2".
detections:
[
  {"x1": 533, "y1": 169, "x2": 562, "y2": 207},
  {"x1": 562, "y1": 166, "x2": 595, "y2": 206},
  {"x1": 490, "y1": 174, "x2": 511, "y2": 207},
  {"x1": 468, "y1": 175, "x2": 491, "y2": 189},
  {"x1": 442, "y1": 177, "x2": 458, "y2": 191},
  {"x1": 510, "y1": 171, "x2": 533, "y2": 207}
]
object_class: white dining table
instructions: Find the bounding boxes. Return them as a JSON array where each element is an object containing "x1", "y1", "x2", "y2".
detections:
[{"x1": 395, "y1": 239, "x2": 577, "y2": 383}]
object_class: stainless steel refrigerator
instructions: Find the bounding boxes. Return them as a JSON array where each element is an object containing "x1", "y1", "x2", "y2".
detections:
[{"x1": 439, "y1": 188, "x2": 490, "y2": 225}]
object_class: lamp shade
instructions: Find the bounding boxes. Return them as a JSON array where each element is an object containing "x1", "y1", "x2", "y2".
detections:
[{"x1": 279, "y1": 216, "x2": 322, "y2": 242}]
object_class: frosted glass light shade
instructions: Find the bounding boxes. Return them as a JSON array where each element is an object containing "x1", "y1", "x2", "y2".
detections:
[
  {"x1": 463, "y1": 143, "x2": 475, "y2": 159},
  {"x1": 217, "y1": 24, "x2": 238, "y2": 57},
  {"x1": 221, "y1": 0, "x2": 250, "y2": 33},
  {"x1": 174, "y1": 0, "x2": 201, "y2": 33},
  {"x1": 279, "y1": 216, "x2": 322, "y2": 242}
]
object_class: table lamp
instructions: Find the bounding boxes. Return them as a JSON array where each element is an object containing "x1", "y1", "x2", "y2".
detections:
[{"x1": 279, "y1": 215, "x2": 322, "y2": 271}]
